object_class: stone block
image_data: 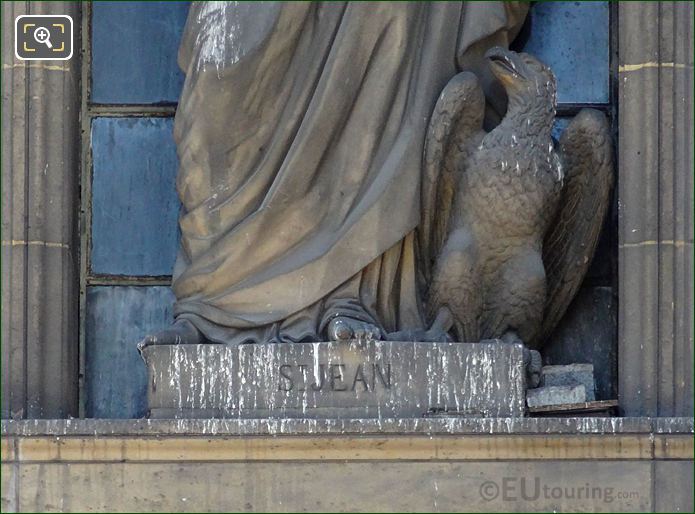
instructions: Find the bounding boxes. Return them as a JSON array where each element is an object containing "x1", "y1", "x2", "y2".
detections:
[
  {"x1": 527, "y1": 385, "x2": 585, "y2": 408},
  {"x1": 654, "y1": 461, "x2": 694, "y2": 513},
  {"x1": 541, "y1": 363, "x2": 596, "y2": 401},
  {"x1": 140, "y1": 340, "x2": 527, "y2": 419}
]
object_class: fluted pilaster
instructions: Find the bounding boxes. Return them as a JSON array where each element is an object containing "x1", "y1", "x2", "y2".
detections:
[
  {"x1": 618, "y1": 1, "x2": 694, "y2": 416},
  {"x1": 1, "y1": 1, "x2": 80, "y2": 418}
]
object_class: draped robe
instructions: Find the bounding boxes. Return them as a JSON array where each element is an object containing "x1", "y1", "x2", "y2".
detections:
[{"x1": 172, "y1": 1, "x2": 527, "y2": 344}]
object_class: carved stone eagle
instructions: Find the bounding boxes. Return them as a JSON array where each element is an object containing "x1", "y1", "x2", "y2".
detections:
[{"x1": 421, "y1": 47, "x2": 613, "y2": 355}]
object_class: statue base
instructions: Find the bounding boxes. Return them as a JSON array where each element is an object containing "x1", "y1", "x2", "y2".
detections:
[{"x1": 140, "y1": 340, "x2": 527, "y2": 419}]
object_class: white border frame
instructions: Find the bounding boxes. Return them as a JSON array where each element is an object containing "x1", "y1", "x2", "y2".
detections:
[{"x1": 14, "y1": 14, "x2": 74, "y2": 61}]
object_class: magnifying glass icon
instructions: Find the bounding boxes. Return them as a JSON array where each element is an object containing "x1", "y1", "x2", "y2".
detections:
[{"x1": 34, "y1": 26, "x2": 53, "y2": 49}]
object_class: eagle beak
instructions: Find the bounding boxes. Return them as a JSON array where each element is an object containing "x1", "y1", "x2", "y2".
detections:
[{"x1": 485, "y1": 47, "x2": 522, "y2": 88}]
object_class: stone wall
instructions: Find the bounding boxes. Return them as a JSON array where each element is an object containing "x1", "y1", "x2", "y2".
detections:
[{"x1": 2, "y1": 418, "x2": 692, "y2": 512}]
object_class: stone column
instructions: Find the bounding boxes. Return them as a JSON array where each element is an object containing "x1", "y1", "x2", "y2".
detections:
[
  {"x1": 1, "y1": 2, "x2": 80, "y2": 418},
  {"x1": 618, "y1": 1, "x2": 694, "y2": 416}
]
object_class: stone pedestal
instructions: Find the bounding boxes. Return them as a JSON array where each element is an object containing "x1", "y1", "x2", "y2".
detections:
[{"x1": 140, "y1": 340, "x2": 527, "y2": 419}]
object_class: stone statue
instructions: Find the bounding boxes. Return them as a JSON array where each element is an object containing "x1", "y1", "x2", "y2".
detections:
[
  {"x1": 424, "y1": 49, "x2": 613, "y2": 345},
  {"x1": 141, "y1": 3, "x2": 613, "y2": 374},
  {"x1": 422, "y1": 47, "x2": 613, "y2": 382},
  {"x1": 141, "y1": 1, "x2": 529, "y2": 346}
]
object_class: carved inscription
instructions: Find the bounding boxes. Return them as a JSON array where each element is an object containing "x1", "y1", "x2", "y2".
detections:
[{"x1": 278, "y1": 363, "x2": 391, "y2": 392}]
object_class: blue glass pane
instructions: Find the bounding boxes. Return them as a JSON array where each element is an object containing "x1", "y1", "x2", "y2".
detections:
[
  {"x1": 86, "y1": 286, "x2": 175, "y2": 418},
  {"x1": 92, "y1": 2, "x2": 190, "y2": 104},
  {"x1": 91, "y1": 117, "x2": 180, "y2": 276},
  {"x1": 522, "y1": 2, "x2": 609, "y2": 104}
]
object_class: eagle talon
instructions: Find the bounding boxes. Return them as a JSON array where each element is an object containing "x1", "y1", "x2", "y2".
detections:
[
  {"x1": 524, "y1": 349, "x2": 542, "y2": 389},
  {"x1": 499, "y1": 331, "x2": 541, "y2": 388}
]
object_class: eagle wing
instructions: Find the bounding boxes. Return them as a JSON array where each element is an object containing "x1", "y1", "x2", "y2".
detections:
[
  {"x1": 540, "y1": 108, "x2": 614, "y2": 343},
  {"x1": 420, "y1": 71, "x2": 485, "y2": 283}
]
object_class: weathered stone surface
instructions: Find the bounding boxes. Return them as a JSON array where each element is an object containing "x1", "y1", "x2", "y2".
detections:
[
  {"x1": 2, "y1": 417, "x2": 691, "y2": 512},
  {"x1": 3, "y1": 416, "x2": 674, "y2": 437},
  {"x1": 618, "y1": 1, "x2": 694, "y2": 417},
  {"x1": 141, "y1": 340, "x2": 526, "y2": 419},
  {"x1": 4, "y1": 418, "x2": 692, "y2": 461},
  {"x1": 6, "y1": 434, "x2": 658, "y2": 463},
  {"x1": 527, "y1": 385, "x2": 585, "y2": 408},
  {"x1": 654, "y1": 461, "x2": 694, "y2": 513},
  {"x1": 653, "y1": 416, "x2": 695, "y2": 434},
  {"x1": 541, "y1": 363, "x2": 595, "y2": 401},
  {"x1": 1, "y1": 1, "x2": 80, "y2": 419},
  {"x1": 0, "y1": 464, "x2": 14, "y2": 513},
  {"x1": 5, "y1": 461, "x2": 655, "y2": 513}
]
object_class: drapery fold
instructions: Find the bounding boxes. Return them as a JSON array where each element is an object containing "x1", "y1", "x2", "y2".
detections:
[{"x1": 171, "y1": 2, "x2": 527, "y2": 344}]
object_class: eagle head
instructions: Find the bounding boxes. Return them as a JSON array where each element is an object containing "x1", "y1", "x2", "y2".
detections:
[{"x1": 485, "y1": 47, "x2": 557, "y2": 113}]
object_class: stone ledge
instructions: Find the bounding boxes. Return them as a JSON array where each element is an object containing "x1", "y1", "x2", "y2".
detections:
[
  {"x1": 2, "y1": 416, "x2": 692, "y2": 437},
  {"x1": 2, "y1": 418, "x2": 693, "y2": 463},
  {"x1": 0, "y1": 433, "x2": 674, "y2": 462},
  {"x1": 2, "y1": 418, "x2": 692, "y2": 513}
]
